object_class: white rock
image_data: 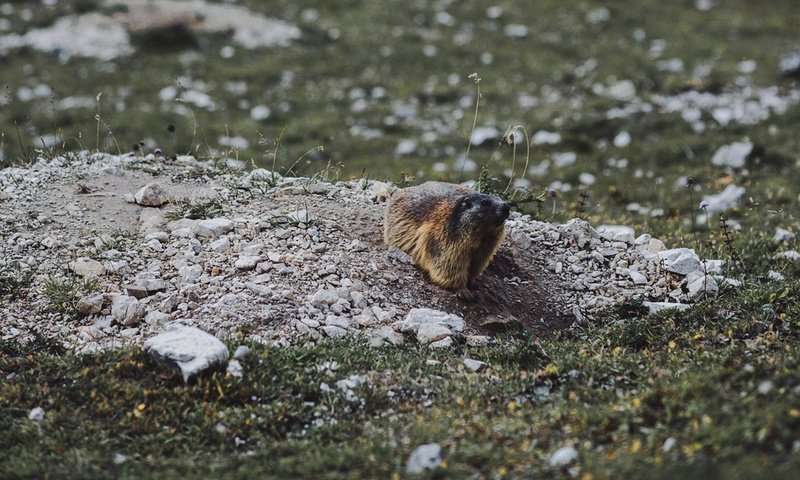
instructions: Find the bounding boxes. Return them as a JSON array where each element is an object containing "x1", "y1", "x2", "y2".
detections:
[
  {"x1": 406, "y1": 443, "x2": 442, "y2": 474},
  {"x1": 658, "y1": 248, "x2": 702, "y2": 275},
  {"x1": 463, "y1": 358, "x2": 487, "y2": 372},
  {"x1": 310, "y1": 289, "x2": 340, "y2": 307},
  {"x1": 663, "y1": 437, "x2": 677, "y2": 452},
  {"x1": 234, "y1": 345, "x2": 251, "y2": 360},
  {"x1": 76, "y1": 292, "x2": 104, "y2": 316},
  {"x1": 144, "y1": 231, "x2": 169, "y2": 243},
  {"x1": 647, "y1": 238, "x2": 666, "y2": 253},
  {"x1": 179, "y1": 264, "x2": 203, "y2": 284},
  {"x1": 322, "y1": 325, "x2": 348, "y2": 338},
  {"x1": 773, "y1": 227, "x2": 795, "y2": 244},
  {"x1": 776, "y1": 250, "x2": 800, "y2": 260},
  {"x1": 142, "y1": 324, "x2": 229, "y2": 383},
  {"x1": 416, "y1": 324, "x2": 452, "y2": 344},
  {"x1": 757, "y1": 380, "x2": 774, "y2": 394},
  {"x1": 701, "y1": 184, "x2": 745, "y2": 213},
  {"x1": 429, "y1": 337, "x2": 454, "y2": 348},
  {"x1": 368, "y1": 326, "x2": 403, "y2": 348},
  {"x1": 134, "y1": 183, "x2": 173, "y2": 207},
  {"x1": 549, "y1": 445, "x2": 578, "y2": 467},
  {"x1": 470, "y1": 126, "x2": 500, "y2": 146},
  {"x1": 144, "y1": 311, "x2": 170, "y2": 326},
  {"x1": 69, "y1": 257, "x2": 105, "y2": 277},
  {"x1": 28, "y1": 407, "x2": 45, "y2": 422},
  {"x1": 234, "y1": 255, "x2": 260, "y2": 270},
  {"x1": 227, "y1": 359, "x2": 243, "y2": 378},
  {"x1": 532, "y1": 130, "x2": 561, "y2": 145},
  {"x1": 643, "y1": 301, "x2": 691, "y2": 313},
  {"x1": 398, "y1": 308, "x2": 465, "y2": 336},
  {"x1": 711, "y1": 141, "x2": 752, "y2": 168},
  {"x1": 597, "y1": 225, "x2": 635, "y2": 243},
  {"x1": 111, "y1": 295, "x2": 145, "y2": 326},
  {"x1": 613, "y1": 130, "x2": 631, "y2": 148},
  {"x1": 325, "y1": 316, "x2": 350, "y2": 329},
  {"x1": 209, "y1": 237, "x2": 230, "y2": 252},
  {"x1": 608, "y1": 80, "x2": 636, "y2": 101},
  {"x1": 768, "y1": 270, "x2": 785, "y2": 282},
  {"x1": 701, "y1": 259, "x2": 725, "y2": 275},
  {"x1": 195, "y1": 218, "x2": 234, "y2": 239},
  {"x1": 685, "y1": 271, "x2": 719, "y2": 301},
  {"x1": 623, "y1": 269, "x2": 648, "y2": 285},
  {"x1": 466, "y1": 335, "x2": 490, "y2": 347}
]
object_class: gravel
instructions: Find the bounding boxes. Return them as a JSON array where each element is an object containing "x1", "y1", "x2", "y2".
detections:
[{"x1": 0, "y1": 152, "x2": 736, "y2": 352}]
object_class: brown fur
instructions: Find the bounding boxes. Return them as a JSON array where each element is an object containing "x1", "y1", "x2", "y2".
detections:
[{"x1": 384, "y1": 182, "x2": 509, "y2": 292}]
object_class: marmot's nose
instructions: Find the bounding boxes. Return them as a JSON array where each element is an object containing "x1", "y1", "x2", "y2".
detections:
[{"x1": 500, "y1": 203, "x2": 510, "y2": 219}]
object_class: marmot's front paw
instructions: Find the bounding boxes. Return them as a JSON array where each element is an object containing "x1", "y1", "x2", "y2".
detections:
[{"x1": 456, "y1": 288, "x2": 476, "y2": 302}]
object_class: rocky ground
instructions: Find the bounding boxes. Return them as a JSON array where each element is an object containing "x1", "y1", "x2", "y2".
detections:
[{"x1": 1, "y1": 153, "x2": 726, "y2": 353}]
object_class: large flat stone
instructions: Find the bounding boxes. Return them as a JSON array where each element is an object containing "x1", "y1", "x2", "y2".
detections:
[{"x1": 143, "y1": 324, "x2": 229, "y2": 383}]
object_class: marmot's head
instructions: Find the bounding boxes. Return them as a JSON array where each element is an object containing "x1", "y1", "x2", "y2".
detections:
[{"x1": 452, "y1": 193, "x2": 510, "y2": 233}]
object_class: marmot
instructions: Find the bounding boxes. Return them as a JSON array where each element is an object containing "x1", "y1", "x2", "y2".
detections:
[{"x1": 384, "y1": 181, "x2": 510, "y2": 294}]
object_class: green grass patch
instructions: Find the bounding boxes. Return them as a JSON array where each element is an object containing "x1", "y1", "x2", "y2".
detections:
[{"x1": 3, "y1": 265, "x2": 800, "y2": 478}]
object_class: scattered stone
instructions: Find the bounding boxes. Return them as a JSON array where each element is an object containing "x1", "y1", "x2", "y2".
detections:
[
  {"x1": 658, "y1": 248, "x2": 702, "y2": 275},
  {"x1": 773, "y1": 228, "x2": 795, "y2": 244},
  {"x1": 227, "y1": 359, "x2": 244, "y2": 378},
  {"x1": 134, "y1": 183, "x2": 173, "y2": 207},
  {"x1": 711, "y1": 141, "x2": 752, "y2": 168},
  {"x1": 779, "y1": 50, "x2": 800, "y2": 77},
  {"x1": 768, "y1": 270, "x2": 785, "y2": 282},
  {"x1": 663, "y1": 437, "x2": 677, "y2": 452},
  {"x1": 322, "y1": 325, "x2": 348, "y2": 338},
  {"x1": 549, "y1": 445, "x2": 578, "y2": 467},
  {"x1": 597, "y1": 225, "x2": 635, "y2": 243},
  {"x1": 622, "y1": 269, "x2": 648, "y2": 285},
  {"x1": 757, "y1": 380, "x2": 774, "y2": 394},
  {"x1": 398, "y1": 308, "x2": 465, "y2": 339},
  {"x1": 406, "y1": 443, "x2": 443, "y2": 474},
  {"x1": 416, "y1": 324, "x2": 452, "y2": 344},
  {"x1": 387, "y1": 246, "x2": 413, "y2": 263},
  {"x1": 310, "y1": 288, "x2": 340, "y2": 307},
  {"x1": 463, "y1": 358, "x2": 487, "y2": 372},
  {"x1": 142, "y1": 324, "x2": 229, "y2": 383},
  {"x1": 111, "y1": 295, "x2": 146, "y2": 326},
  {"x1": 195, "y1": 218, "x2": 234, "y2": 239},
  {"x1": 233, "y1": 345, "x2": 251, "y2": 360},
  {"x1": 69, "y1": 257, "x2": 105, "y2": 278},
  {"x1": 684, "y1": 271, "x2": 719, "y2": 301},
  {"x1": 144, "y1": 311, "x2": 170, "y2": 326},
  {"x1": 466, "y1": 335, "x2": 490, "y2": 347},
  {"x1": 76, "y1": 292, "x2": 104, "y2": 316},
  {"x1": 429, "y1": 336, "x2": 454, "y2": 348},
  {"x1": 776, "y1": 250, "x2": 800, "y2": 261},
  {"x1": 701, "y1": 184, "x2": 745, "y2": 213},
  {"x1": 643, "y1": 301, "x2": 691, "y2": 313},
  {"x1": 28, "y1": 407, "x2": 45, "y2": 422},
  {"x1": 234, "y1": 255, "x2": 260, "y2": 270},
  {"x1": 608, "y1": 80, "x2": 636, "y2": 101}
]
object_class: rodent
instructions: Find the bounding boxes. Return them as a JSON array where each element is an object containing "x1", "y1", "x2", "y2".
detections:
[{"x1": 384, "y1": 181, "x2": 510, "y2": 294}]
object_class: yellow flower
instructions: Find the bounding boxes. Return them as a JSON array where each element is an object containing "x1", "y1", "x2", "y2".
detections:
[
  {"x1": 507, "y1": 401, "x2": 518, "y2": 412},
  {"x1": 629, "y1": 438, "x2": 642, "y2": 454},
  {"x1": 668, "y1": 340, "x2": 677, "y2": 350}
]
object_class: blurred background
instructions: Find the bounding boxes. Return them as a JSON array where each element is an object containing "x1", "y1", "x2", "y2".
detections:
[{"x1": 1, "y1": 0, "x2": 799, "y2": 238}]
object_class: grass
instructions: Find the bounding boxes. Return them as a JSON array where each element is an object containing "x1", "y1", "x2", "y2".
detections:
[
  {"x1": 41, "y1": 275, "x2": 101, "y2": 319},
  {"x1": 1, "y1": 249, "x2": 799, "y2": 478},
  {"x1": 166, "y1": 198, "x2": 225, "y2": 221},
  {"x1": 1, "y1": 0, "x2": 799, "y2": 477},
  {"x1": 2, "y1": 0, "x2": 798, "y2": 245},
  {"x1": 0, "y1": 262, "x2": 37, "y2": 300}
]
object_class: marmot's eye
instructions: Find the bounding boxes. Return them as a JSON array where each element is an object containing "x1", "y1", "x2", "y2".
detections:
[{"x1": 481, "y1": 199, "x2": 491, "y2": 208}]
